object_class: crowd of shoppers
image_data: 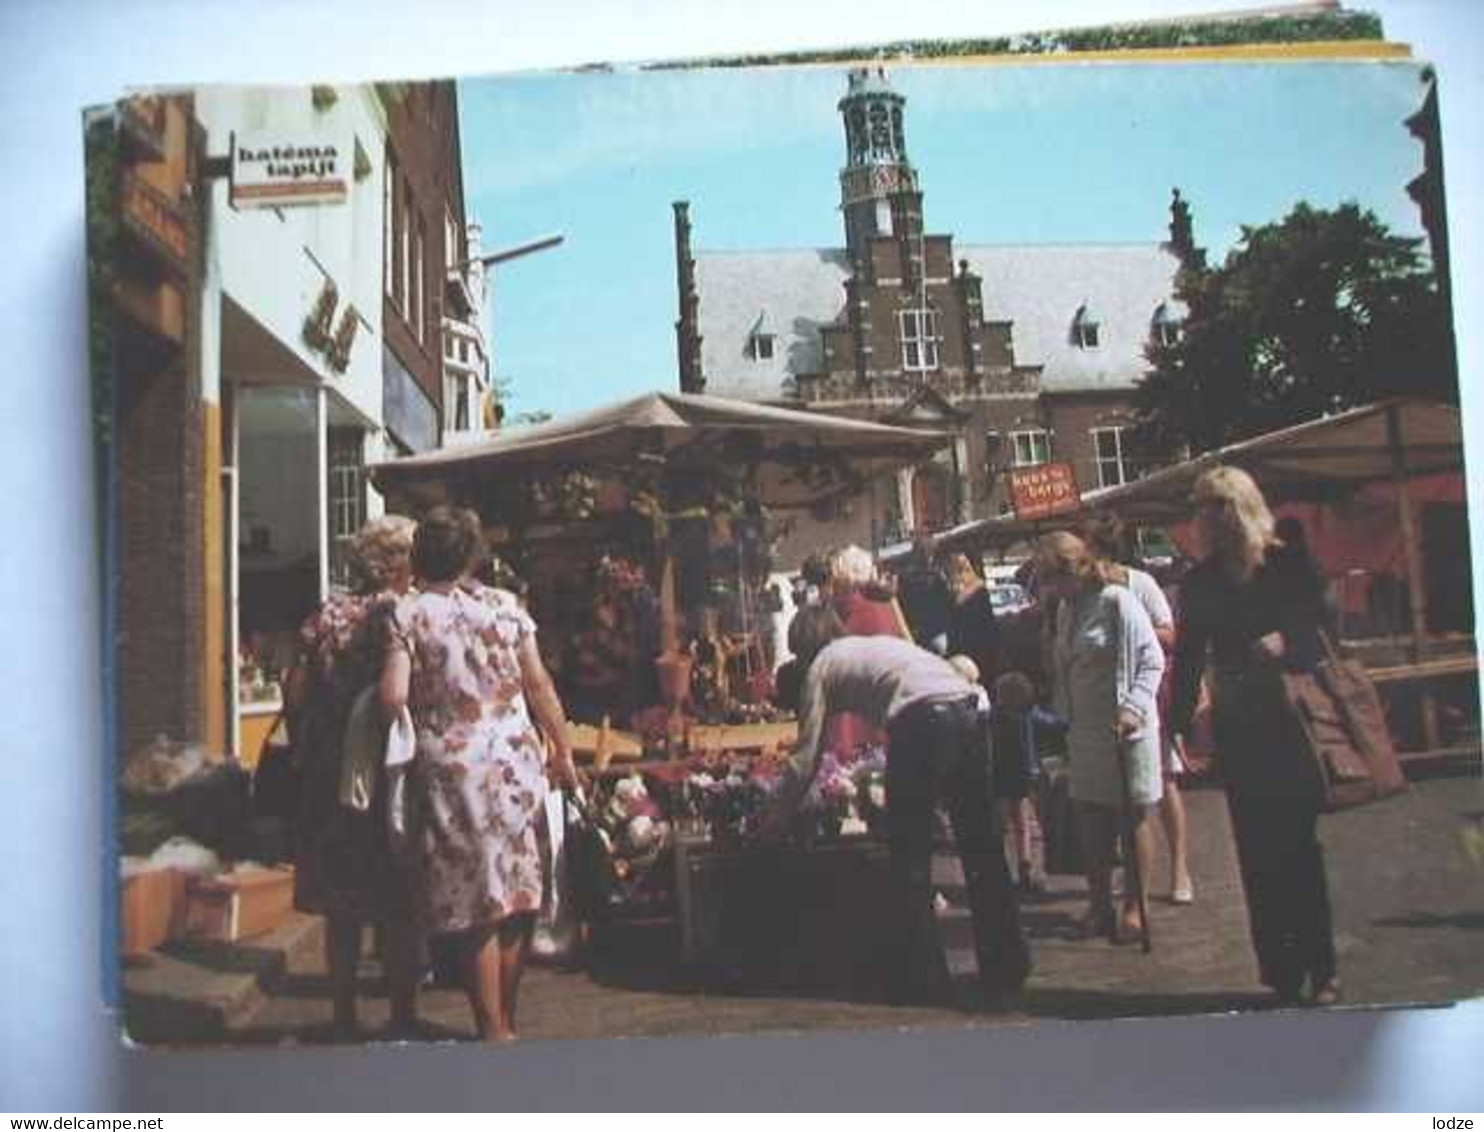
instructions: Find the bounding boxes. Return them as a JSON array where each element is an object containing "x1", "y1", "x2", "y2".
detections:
[{"x1": 285, "y1": 467, "x2": 1346, "y2": 1040}]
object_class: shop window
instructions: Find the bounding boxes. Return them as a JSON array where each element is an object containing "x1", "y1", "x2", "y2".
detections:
[
  {"x1": 1010, "y1": 428, "x2": 1050, "y2": 467},
  {"x1": 327, "y1": 429, "x2": 366, "y2": 588},
  {"x1": 899, "y1": 307, "x2": 940, "y2": 371}
]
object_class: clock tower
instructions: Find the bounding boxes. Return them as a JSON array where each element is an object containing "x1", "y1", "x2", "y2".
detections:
[{"x1": 838, "y1": 66, "x2": 922, "y2": 277}]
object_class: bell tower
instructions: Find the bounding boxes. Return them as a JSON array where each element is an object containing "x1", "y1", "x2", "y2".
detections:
[{"x1": 838, "y1": 67, "x2": 922, "y2": 276}]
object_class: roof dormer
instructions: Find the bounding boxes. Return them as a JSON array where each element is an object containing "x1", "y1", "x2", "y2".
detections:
[{"x1": 1072, "y1": 303, "x2": 1101, "y2": 350}]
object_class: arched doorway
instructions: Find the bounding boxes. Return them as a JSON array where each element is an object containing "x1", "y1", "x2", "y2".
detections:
[{"x1": 911, "y1": 464, "x2": 952, "y2": 534}]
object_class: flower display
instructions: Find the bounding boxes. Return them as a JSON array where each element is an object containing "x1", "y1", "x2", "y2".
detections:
[{"x1": 681, "y1": 758, "x2": 780, "y2": 843}]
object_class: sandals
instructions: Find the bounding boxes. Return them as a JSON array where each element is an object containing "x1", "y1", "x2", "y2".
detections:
[
  {"x1": 1074, "y1": 906, "x2": 1117, "y2": 941},
  {"x1": 1115, "y1": 906, "x2": 1146, "y2": 946},
  {"x1": 1169, "y1": 881, "x2": 1195, "y2": 906},
  {"x1": 1308, "y1": 978, "x2": 1342, "y2": 1007}
]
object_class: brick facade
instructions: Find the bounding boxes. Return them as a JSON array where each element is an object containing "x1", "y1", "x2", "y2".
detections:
[
  {"x1": 103, "y1": 95, "x2": 211, "y2": 754},
  {"x1": 381, "y1": 81, "x2": 463, "y2": 439},
  {"x1": 679, "y1": 68, "x2": 1187, "y2": 567}
]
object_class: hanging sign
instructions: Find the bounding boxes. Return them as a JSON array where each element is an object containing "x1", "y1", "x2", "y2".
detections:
[
  {"x1": 230, "y1": 130, "x2": 349, "y2": 208},
  {"x1": 1008, "y1": 461, "x2": 1081, "y2": 521}
]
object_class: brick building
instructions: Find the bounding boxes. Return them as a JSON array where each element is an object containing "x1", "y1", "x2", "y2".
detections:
[
  {"x1": 90, "y1": 94, "x2": 213, "y2": 760},
  {"x1": 674, "y1": 67, "x2": 1200, "y2": 566},
  {"x1": 95, "y1": 81, "x2": 482, "y2": 759}
]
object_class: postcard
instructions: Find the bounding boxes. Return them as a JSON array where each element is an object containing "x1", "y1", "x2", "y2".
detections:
[{"x1": 89, "y1": 6, "x2": 1481, "y2": 1048}]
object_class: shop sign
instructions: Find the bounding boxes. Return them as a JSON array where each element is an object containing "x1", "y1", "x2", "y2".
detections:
[
  {"x1": 230, "y1": 130, "x2": 349, "y2": 208},
  {"x1": 120, "y1": 170, "x2": 190, "y2": 276},
  {"x1": 1008, "y1": 461, "x2": 1080, "y2": 520}
]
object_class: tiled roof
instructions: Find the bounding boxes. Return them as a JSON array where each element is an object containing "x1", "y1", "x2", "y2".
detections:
[
  {"x1": 695, "y1": 248, "x2": 851, "y2": 400},
  {"x1": 694, "y1": 241, "x2": 1184, "y2": 399},
  {"x1": 962, "y1": 243, "x2": 1185, "y2": 394}
]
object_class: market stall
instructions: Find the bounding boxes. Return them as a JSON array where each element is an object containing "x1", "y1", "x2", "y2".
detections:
[
  {"x1": 370, "y1": 390, "x2": 949, "y2": 968},
  {"x1": 930, "y1": 398, "x2": 1476, "y2": 756}
]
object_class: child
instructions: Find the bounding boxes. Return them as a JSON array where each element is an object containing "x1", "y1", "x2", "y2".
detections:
[{"x1": 991, "y1": 670, "x2": 1067, "y2": 893}]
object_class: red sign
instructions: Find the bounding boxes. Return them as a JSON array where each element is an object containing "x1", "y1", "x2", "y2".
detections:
[{"x1": 1008, "y1": 462, "x2": 1081, "y2": 521}]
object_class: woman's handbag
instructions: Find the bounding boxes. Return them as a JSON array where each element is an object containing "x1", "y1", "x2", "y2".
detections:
[
  {"x1": 1036, "y1": 756, "x2": 1082, "y2": 876},
  {"x1": 1281, "y1": 631, "x2": 1407, "y2": 812},
  {"x1": 251, "y1": 711, "x2": 300, "y2": 822}
]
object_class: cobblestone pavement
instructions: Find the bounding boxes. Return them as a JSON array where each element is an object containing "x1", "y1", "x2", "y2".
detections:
[{"x1": 229, "y1": 770, "x2": 1483, "y2": 1046}]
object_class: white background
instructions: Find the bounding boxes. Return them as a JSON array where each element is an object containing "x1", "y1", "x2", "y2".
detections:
[{"x1": 0, "y1": 0, "x2": 1480, "y2": 1112}]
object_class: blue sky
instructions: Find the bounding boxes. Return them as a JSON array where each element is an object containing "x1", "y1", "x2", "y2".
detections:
[{"x1": 458, "y1": 59, "x2": 1431, "y2": 418}]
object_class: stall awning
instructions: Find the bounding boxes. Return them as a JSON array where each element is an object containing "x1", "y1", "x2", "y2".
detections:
[
  {"x1": 369, "y1": 390, "x2": 951, "y2": 510},
  {"x1": 936, "y1": 398, "x2": 1465, "y2": 553}
]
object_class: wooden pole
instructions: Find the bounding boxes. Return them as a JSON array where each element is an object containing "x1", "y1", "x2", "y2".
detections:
[{"x1": 1386, "y1": 404, "x2": 1440, "y2": 750}]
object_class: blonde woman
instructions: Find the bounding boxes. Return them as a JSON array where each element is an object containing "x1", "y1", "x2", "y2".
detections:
[
  {"x1": 1169, "y1": 467, "x2": 1339, "y2": 1007},
  {"x1": 284, "y1": 514, "x2": 419, "y2": 1040},
  {"x1": 1082, "y1": 515, "x2": 1194, "y2": 906},
  {"x1": 1039, "y1": 531, "x2": 1165, "y2": 943}
]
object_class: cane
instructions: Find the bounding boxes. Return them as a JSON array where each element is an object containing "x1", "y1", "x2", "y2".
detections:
[{"x1": 1115, "y1": 732, "x2": 1153, "y2": 953}]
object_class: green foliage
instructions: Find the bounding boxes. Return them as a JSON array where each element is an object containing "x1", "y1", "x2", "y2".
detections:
[
  {"x1": 84, "y1": 111, "x2": 120, "y2": 614},
  {"x1": 1133, "y1": 203, "x2": 1453, "y2": 456},
  {"x1": 85, "y1": 113, "x2": 119, "y2": 454},
  {"x1": 643, "y1": 10, "x2": 1383, "y2": 70}
]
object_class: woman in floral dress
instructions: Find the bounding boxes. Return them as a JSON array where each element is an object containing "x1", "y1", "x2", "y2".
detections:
[
  {"x1": 285, "y1": 514, "x2": 418, "y2": 1040},
  {"x1": 380, "y1": 507, "x2": 577, "y2": 1042}
]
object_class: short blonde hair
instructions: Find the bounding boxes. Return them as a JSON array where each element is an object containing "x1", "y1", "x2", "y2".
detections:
[
  {"x1": 349, "y1": 515, "x2": 416, "y2": 594},
  {"x1": 1036, "y1": 530, "x2": 1117, "y2": 590},
  {"x1": 830, "y1": 545, "x2": 877, "y2": 589},
  {"x1": 1191, "y1": 465, "x2": 1275, "y2": 578}
]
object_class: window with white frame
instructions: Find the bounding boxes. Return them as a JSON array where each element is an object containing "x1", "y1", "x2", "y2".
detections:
[
  {"x1": 899, "y1": 308, "x2": 940, "y2": 371},
  {"x1": 445, "y1": 207, "x2": 460, "y2": 271},
  {"x1": 455, "y1": 378, "x2": 471, "y2": 431},
  {"x1": 399, "y1": 182, "x2": 412, "y2": 318},
  {"x1": 746, "y1": 332, "x2": 775, "y2": 361},
  {"x1": 1151, "y1": 302, "x2": 1181, "y2": 347},
  {"x1": 1072, "y1": 305, "x2": 1100, "y2": 349},
  {"x1": 327, "y1": 429, "x2": 366, "y2": 588},
  {"x1": 1092, "y1": 425, "x2": 1134, "y2": 487},
  {"x1": 1009, "y1": 428, "x2": 1051, "y2": 467},
  {"x1": 412, "y1": 215, "x2": 426, "y2": 344},
  {"x1": 382, "y1": 153, "x2": 396, "y2": 301}
]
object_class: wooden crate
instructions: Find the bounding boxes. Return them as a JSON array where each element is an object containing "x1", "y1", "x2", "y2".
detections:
[
  {"x1": 674, "y1": 836, "x2": 893, "y2": 991},
  {"x1": 121, "y1": 865, "x2": 187, "y2": 956},
  {"x1": 184, "y1": 866, "x2": 295, "y2": 942}
]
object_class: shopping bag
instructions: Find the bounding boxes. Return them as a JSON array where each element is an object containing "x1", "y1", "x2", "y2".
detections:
[{"x1": 1282, "y1": 633, "x2": 1407, "y2": 812}]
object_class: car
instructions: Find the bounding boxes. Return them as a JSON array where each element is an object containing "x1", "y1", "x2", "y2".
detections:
[{"x1": 986, "y1": 582, "x2": 1036, "y2": 618}]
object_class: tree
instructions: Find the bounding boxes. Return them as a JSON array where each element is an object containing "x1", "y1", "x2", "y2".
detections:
[{"x1": 1134, "y1": 202, "x2": 1455, "y2": 456}]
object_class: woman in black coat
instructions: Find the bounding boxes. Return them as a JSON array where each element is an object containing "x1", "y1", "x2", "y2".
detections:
[{"x1": 1169, "y1": 467, "x2": 1340, "y2": 1007}]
